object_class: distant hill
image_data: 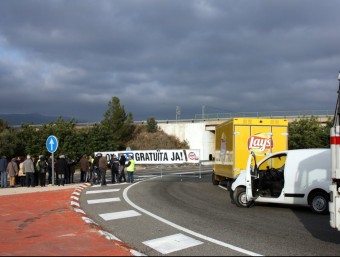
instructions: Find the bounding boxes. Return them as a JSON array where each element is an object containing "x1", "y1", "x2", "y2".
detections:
[{"x1": 0, "y1": 113, "x2": 86, "y2": 126}]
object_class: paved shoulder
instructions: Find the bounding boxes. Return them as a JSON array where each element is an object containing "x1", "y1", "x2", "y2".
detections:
[{"x1": 0, "y1": 186, "x2": 134, "y2": 256}]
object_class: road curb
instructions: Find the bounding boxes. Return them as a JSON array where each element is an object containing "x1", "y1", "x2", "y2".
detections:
[{"x1": 70, "y1": 183, "x2": 146, "y2": 256}]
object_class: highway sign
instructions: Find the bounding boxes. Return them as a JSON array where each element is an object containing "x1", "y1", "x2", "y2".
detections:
[{"x1": 46, "y1": 135, "x2": 59, "y2": 153}]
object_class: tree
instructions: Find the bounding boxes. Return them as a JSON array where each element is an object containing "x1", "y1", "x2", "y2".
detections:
[
  {"x1": 146, "y1": 117, "x2": 158, "y2": 133},
  {"x1": 15, "y1": 124, "x2": 40, "y2": 157},
  {"x1": 288, "y1": 116, "x2": 332, "y2": 149},
  {"x1": 0, "y1": 120, "x2": 16, "y2": 157},
  {"x1": 101, "y1": 96, "x2": 134, "y2": 150}
]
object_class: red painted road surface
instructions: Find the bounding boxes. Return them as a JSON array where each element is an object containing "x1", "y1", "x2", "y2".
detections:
[{"x1": 0, "y1": 188, "x2": 133, "y2": 256}]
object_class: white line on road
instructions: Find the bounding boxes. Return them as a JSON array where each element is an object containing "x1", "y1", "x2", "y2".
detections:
[
  {"x1": 86, "y1": 189, "x2": 120, "y2": 194},
  {"x1": 123, "y1": 175, "x2": 262, "y2": 256},
  {"x1": 87, "y1": 197, "x2": 121, "y2": 204},
  {"x1": 143, "y1": 233, "x2": 203, "y2": 254},
  {"x1": 99, "y1": 210, "x2": 141, "y2": 221}
]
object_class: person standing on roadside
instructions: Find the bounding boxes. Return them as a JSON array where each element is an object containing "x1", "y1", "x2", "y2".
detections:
[
  {"x1": 88, "y1": 155, "x2": 94, "y2": 182},
  {"x1": 23, "y1": 155, "x2": 35, "y2": 187},
  {"x1": 110, "y1": 154, "x2": 120, "y2": 184},
  {"x1": 125, "y1": 155, "x2": 135, "y2": 183},
  {"x1": 0, "y1": 156, "x2": 7, "y2": 188},
  {"x1": 98, "y1": 154, "x2": 108, "y2": 186},
  {"x1": 118, "y1": 153, "x2": 126, "y2": 183},
  {"x1": 68, "y1": 158, "x2": 76, "y2": 183},
  {"x1": 15, "y1": 156, "x2": 21, "y2": 186},
  {"x1": 7, "y1": 158, "x2": 18, "y2": 187},
  {"x1": 55, "y1": 155, "x2": 68, "y2": 186},
  {"x1": 18, "y1": 157, "x2": 26, "y2": 187},
  {"x1": 38, "y1": 156, "x2": 48, "y2": 187},
  {"x1": 79, "y1": 155, "x2": 89, "y2": 183},
  {"x1": 47, "y1": 156, "x2": 52, "y2": 185},
  {"x1": 33, "y1": 156, "x2": 40, "y2": 186}
]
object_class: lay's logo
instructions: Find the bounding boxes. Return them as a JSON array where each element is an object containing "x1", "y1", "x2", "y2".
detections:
[{"x1": 248, "y1": 133, "x2": 273, "y2": 155}]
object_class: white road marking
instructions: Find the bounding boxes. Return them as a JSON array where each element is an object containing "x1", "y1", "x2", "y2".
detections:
[
  {"x1": 143, "y1": 233, "x2": 203, "y2": 254},
  {"x1": 87, "y1": 197, "x2": 121, "y2": 204},
  {"x1": 99, "y1": 210, "x2": 141, "y2": 221},
  {"x1": 123, "y1": 176, "x2": 262, "y2": 256},
  {"x1": 86, "y1": 189, "x2": 120, "y2": 194}
]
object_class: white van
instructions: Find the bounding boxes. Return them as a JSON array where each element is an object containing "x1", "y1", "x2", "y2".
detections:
[{"x1": 231, "y1": 149, "x2": 331, "y2": 214}]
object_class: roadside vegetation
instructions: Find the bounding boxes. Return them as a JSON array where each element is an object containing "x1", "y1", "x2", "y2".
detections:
[
  {"x1": 0, "y1": 96, "x2": 188, "y2": 161},
  {"x1": 288, "y1": 116, "x2": 333, "y2": 149},
  {"x1": 0, "y1": 96, "x2": 333, "y2": 161}
]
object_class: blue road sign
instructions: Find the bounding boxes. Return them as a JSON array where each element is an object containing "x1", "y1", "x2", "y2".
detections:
[{"x1": 46, "y1": 135, "x2": 59, "y2": 153}]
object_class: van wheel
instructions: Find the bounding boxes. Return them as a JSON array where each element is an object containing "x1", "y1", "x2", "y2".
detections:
[
  {"x1": 233, "y1": 187, "x2": 255, "y2": 208},
  {"x1": 212, "y1": 172, "x2": 219, "y2": 185},
  {"x1": 309, "y1": 191, "x2": 329, "y2": 215}
]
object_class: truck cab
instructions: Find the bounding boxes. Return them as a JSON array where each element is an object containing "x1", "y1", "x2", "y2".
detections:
[{"x1": 232, "y1": 149, "x2": 331, "y2": 214}]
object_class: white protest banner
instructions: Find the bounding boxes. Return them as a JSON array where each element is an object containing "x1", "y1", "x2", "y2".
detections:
[{"x1": 94, "y1": 149, "x2": 200, "y2": 164}]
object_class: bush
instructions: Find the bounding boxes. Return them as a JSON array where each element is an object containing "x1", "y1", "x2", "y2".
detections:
[{"x1": 128, "y1": 125, "x2": 189, "y2": 150}]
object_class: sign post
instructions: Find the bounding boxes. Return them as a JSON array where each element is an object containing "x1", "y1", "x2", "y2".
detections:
[{"x1": 46, "y1": 135, "x2": 58, "y2": 186}]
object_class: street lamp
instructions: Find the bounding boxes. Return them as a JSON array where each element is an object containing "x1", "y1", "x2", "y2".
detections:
[{"x1": 176, "y1": 106, "x2": 181, "y2": 121}]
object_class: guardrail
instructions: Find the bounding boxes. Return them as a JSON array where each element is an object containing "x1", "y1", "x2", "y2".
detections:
[{"x1": 194, "y1": 110, "x2": 333, "y2": 120}]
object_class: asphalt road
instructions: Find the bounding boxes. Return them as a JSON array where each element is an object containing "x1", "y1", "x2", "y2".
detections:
[{"x1": 80, "y1": 166, "x2": 340, "y2": 256}]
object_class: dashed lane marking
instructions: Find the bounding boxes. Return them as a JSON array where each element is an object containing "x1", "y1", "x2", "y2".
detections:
[
  {"x1": 87, "y1": 197, "x2": 121, "y2": 204},
  {"x1": 143, "y1": 233, "x2": 203, "y2": 254},
  {"x1": 99, "y1": 210, "x2": 141, "y2": 221},
  {"x1": 86, "y1": 189, "x2": 121, "y2": 194}
]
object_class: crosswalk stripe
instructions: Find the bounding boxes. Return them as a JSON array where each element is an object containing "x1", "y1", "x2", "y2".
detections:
[
  {"x1": 143, "y1": 233, "x2": 203, "y2": 254},
  {"x1": 99, "y1": 210, "x2": 141, "y2": 221},
  {"x1": 87, "y1": 197, "x2": 121, "y2": 204},
  {"x1": 86, "y1": 189, "x2": 120, "y2": 194}
]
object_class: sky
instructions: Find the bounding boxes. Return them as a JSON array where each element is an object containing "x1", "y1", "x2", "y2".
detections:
[{"x1": 0, "y1": 0, "x2": 340, "y2": 123}]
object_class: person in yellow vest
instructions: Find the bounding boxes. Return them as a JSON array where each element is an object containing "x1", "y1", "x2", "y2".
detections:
[{"x1": 126, "y1": 155, "x2": 135, "y2": 183}]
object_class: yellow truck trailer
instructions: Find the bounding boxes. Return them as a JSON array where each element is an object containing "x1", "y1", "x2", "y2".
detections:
[{"x1": 212, "y1": 118, "x2": 288, "y2": 188}]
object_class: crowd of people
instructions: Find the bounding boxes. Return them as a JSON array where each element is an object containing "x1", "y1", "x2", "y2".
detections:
[
  {"x1": 79, "y1": 153, "x2": 135, "y2": 186},
  {"x1": 0, "y1": 154, "x2": 76, "y2": 188},
  {"x1": 0, "y1": 152, "x2": 136, "y2": 188}
]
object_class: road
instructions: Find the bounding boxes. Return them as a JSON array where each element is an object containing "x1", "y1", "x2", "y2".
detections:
[{"x1": 79, "y1": 165, "x2": 340, "y2": 256}]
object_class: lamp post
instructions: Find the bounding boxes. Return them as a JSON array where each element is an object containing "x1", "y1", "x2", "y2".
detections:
[{"x1": 176, "y1": 106, "x2": 181, "y2": 121}]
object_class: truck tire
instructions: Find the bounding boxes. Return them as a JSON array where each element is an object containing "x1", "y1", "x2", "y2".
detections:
[
  {"x1": 233, "y1": 187, "x2": 255, "y2": 208},
  {"x1": 309, "y1": 191, "x2": 329, "y2": 215},
  {"x1": 212, "y1": 172, "x2": 219, "y2": 185}
]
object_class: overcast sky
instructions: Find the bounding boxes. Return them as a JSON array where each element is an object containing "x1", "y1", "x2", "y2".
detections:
[{"x1": 0, "y1": 0, "x2": 340, "y2": 122}]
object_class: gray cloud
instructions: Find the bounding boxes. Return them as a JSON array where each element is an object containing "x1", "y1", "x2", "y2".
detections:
[{"x1": 0, "y1": 0, "x2": 339, "y2": 122}]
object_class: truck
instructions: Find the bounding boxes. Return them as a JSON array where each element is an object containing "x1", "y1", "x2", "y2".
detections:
[
  {"x1": 329, "y1": 72, "x2": 340, "y2": 230},
  {"x1": 212, "y1": 118, "x2": 289, "y2": 190},
  {"x1": 231, "y1": 148, "x2": 331, "y2": 214}
]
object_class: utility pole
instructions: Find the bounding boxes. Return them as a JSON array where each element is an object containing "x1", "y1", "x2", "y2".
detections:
[
  {"x1": 202, "y1": 105, "x2": 205, "y2": 119},
  {"x1": 176, "y1": 106, "x2": 181, "y2": 121}
]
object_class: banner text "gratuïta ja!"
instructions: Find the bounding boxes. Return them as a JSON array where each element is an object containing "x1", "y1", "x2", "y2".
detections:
[{"x1": 94, "y1": 149, "x2": 200, "y2": 164}]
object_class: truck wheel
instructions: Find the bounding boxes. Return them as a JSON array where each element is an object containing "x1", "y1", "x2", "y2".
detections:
[
  {"x1": 212, "y1": 172, "x2": 219, "y2": 185},
  {"x1": 309, "y1": 191, "x2": 329, "y2": 215},
  {"x1": 233, "y1": 187, "x2": 255, "y2": 208}
]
